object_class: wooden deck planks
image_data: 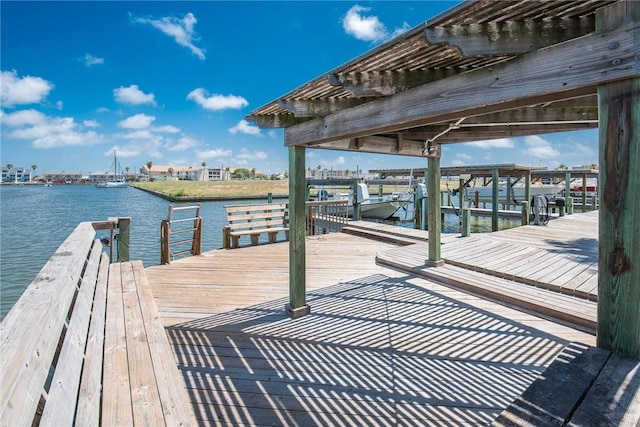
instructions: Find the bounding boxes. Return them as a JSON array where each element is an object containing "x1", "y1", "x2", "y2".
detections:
[{"x1": 145, "y1": 232, "x2": 597, "y2": 426}]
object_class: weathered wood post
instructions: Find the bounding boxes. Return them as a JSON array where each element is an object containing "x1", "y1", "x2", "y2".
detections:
[
  {"x1": 115, "y1": 217, "x2": 130, "y2": 262},
  {"x1": 160, "y1": 220, "x2": 170, "y2": 264},
  {"x1": 191, "y1": 217, "x2": 202, "y2": 256},
  {"x1": 267, "y1": 192, "x2": 273, "y2": 203},
  {"x1": 461, "y1": 208, "x2": 471, "y2": 237},
  {"x1": 596, "y1": 2, "x2": 640, "y2": 358},
  {"x1": 426, "y1": 142, "x2": 444, "y2": 266},
  {"x1": 491, "y1": 168, "x2": 499, "y2": 232},
  {"x1": 521, "y1": 201, "x2": 529, "y2": 226},
  {"x1": 286, "y1": 146, "x2": 310, "y2": 318}
]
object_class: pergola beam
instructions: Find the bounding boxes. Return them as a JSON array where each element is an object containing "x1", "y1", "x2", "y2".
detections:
[
  {"x1": 425, "y1": 17, "x2": 595, "y2": 55},
  {"x1": 328, "y1": 69, "x2": 458, "y2": 97},
  {"x1": 285, "y1": 23, "x2": 637, "y2": 147}
]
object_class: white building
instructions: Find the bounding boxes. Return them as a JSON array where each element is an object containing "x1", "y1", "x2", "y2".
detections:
[
  {"x1": 140, "y1": 165, "x2": 231, "y2": 181},
  {"x1": 1, "y1": 167, "x2": 32, "y2": 183}
]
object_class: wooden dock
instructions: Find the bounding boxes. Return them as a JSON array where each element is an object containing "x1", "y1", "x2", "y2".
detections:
[
  {"x1": 377, "y1": 211, "x2": 599, "y2": 333},
  {"x1": 145, "y1": 230, "x2": 601, "y2": 425}
]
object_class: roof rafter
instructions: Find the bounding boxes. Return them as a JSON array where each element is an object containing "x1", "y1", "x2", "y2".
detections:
[
  {"x1": 425, "y1": 16, "x2": 595, "y2": 55},
  {"x1": 327, "y1": 68, "x2": 459, "y2": 97},
  {"x1": 284, "y1": 22, "x2": 637, "y2": 147}
]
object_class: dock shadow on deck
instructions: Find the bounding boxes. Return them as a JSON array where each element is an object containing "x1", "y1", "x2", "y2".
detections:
[{"x1": 167, "y1": 275, "x2": 594, "y2": 426}]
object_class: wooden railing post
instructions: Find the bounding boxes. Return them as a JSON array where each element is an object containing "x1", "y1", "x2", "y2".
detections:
[
  {"x1": 160, "y1": 220, "x2": 170, "y2": 264},
  {"x1": 116, "y1": 217, "x2": 130, "y2": 262},
  {"x1": 461, "y1": 208, "x2": 471, "y2": 237},
  {"x1": 191, "y1": 217, "x2": 202, "y2": 255},
  {"x1": 521, "y1": 201, "x2": 530, "y2": 226}
]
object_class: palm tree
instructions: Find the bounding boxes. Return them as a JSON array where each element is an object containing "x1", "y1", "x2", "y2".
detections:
[
  {"x1": 201, "y1": 161, "x2": 207, "y2": 168},
  {"x1": 146, "y1": 161, "x2": 153, "y2": 181},
  {"x1": 167, "y1": 167, "x2": 174, "y2": 179},
  {"x1": 251, "y1": 168, "x2": 256, "y2": 179},
  {"x1": 31, "y1": 164, "x2": 37, "y2": 181}
]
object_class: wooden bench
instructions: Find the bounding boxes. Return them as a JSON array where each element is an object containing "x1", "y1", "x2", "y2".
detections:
[
  {"x1": 0, "y1": 221, "x2": 195, "y2": 426},
  {"x1": 222, "y1": 203, "x2": 289, "y2": 249}
]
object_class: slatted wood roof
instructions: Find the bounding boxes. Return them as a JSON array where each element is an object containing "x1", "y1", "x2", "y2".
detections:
[{"x1": 247, "y1": 0, "x2": 622, "y2": 155}]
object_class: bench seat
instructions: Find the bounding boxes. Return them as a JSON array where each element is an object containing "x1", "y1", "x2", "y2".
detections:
[
  {"x1": 0, "y1": 221, "x2": 195, "y2": 426},
  {"x1": 223, "y1": 203, "x2": 289, "y2": 248}
]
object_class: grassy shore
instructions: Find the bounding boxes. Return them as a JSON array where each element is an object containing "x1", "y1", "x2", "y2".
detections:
[
  {"x1": 133, "y1": 180, "x2": 290, "y2": 199},
  {"x1": 133, "y1": 179, "x2": 451, "y2": 200}
]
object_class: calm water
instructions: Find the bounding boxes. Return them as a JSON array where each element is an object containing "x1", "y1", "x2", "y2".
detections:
[
  {"x1": 0, "y1": 185, "x2": 271, "y2": 318},
  {"x1": 0, "y1": 185, "x2": 519, "y2": 319}
]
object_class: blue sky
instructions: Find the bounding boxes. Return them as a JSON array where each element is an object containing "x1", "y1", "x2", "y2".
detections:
[{"x1": 1, "y1": 1, "x2": 599, "y2": 177}]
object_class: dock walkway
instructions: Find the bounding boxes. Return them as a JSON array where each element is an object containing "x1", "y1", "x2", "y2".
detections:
[
  {"x1": 377, "y1": 211, "x2": 598, "y2": 333},
  {"x1": 145, "y1": 231, "x2": 599, "y2": 426}
]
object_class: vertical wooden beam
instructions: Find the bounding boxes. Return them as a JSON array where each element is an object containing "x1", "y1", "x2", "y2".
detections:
[
  {"x1": 524, "y1": 172, "x2": 531, "y2": 213},
  {"x1": 115, "y1": 217, "x2": 130, "y2": 262},
  {"x1": 286, "y1": 146, "x2": 310, "y2": 318},
  {"x1": 596, "y1": 1, "x2": 640, "y2": 359},
  {"x1": 491, "y1": 169, "x2": 499, "y2": 232},
  {"x1": 426, "y1": 147, "x2": 444, "y2": 266}
]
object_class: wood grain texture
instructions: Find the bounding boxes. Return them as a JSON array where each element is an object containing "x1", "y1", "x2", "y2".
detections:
[{"x1": 145, "y1": 231, "x2": 596, "y2": 425}]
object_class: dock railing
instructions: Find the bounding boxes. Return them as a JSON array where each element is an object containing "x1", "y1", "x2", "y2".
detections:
[
  {"x1": 160, "y1": 205, "x2": 202, "y2": 264},
  {"x1": 305, "y1": 199, "x2": 349, "y2": 235},
  {"x1": 92, "y1": 217, "x2": 130, "y2": 262}
]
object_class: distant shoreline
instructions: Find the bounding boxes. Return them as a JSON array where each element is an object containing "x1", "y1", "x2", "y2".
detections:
[
  {"x1": 131, "y1": 180, "x2": 291, "y2": 202},
  {"x1": 132, "y1": 184, "x2": 289, "y2": 202}
]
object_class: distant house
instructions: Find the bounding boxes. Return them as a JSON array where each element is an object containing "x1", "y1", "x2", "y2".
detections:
[
  {"x1": 140, "y1": 165, "x2": 230, "y2": 181},
  {"x1": 43, "y1": 171, "x2": 83, "y2": 184},
  {"x1": 305, "y1": 168, "x2": 361, "y2": 180},
  {"x1": 1, "y1": 167, "x2": 32, "y2": 183}
]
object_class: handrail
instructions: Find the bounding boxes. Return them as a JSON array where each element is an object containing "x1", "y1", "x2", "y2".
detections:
[
  {"x1": 305, "y1": 199, "x2": 349, "y2": 235},
  {"x1": 91, "y1": 217, "x2": 130, "y2": 262},
  {"x1": 160, "y1": 205, "x2": 202, "y2": 264}
]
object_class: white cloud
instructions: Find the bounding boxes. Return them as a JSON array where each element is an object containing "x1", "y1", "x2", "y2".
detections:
[
  {"x1": 197, "y1": 148, "x2": 232, "y2": 159},
  {"x1": 1, "y1": 70, "x2": 54, "y2": 107},
  {"x1": 523, "y1": 135, "x2": 560, "y2": 159},
  {"x1": 120, "y1": 129, "x2": 155, "y2": 140},
  {"x1": 322, "y1": 156, "x2": 346, "y2": 167},
  {"x1": 153, "y1": 125, "x2": 180, "y2": 133},
  {"x1": 2, "y1": 109, "x2": 103, "y2": 148},
  {"x1": 132, "y1": 12, "x2": 205, "y2": 60},
  {"x1": 83, "y1": 53, "x2": 104, "y2": 67},
  {"x1": 104, "y1": 145, "x2": 139, "y2": 158},
  {"x1": 228, "y1": 119, "x2": 261, "y2": 136},
  {"x1": 83, "y1": 119, "x2": 100, "y2": 128},
  {"x1": 342, "y1": 5, "x2": 387, "y2": 42},
  {"x1": 96, "y1": 107, "x2": 110, "y2": 113},
  {"x1": 237, "y1": 149, "x2": 267, "y2": 161},
  {"x1": 462, "y1": 138, "x2": 515, "y2": 149},
  {"x1": 55, "y1": 100, "x2": 63, "y2": 110},
  {"x1": 167, "y1": 136, "x2": 199, "y2": 151},
  {"x1": 113, "y1": 84, "x2": 156, "y2": 106},
  {"x1": 187, "y1": 88, "x2": 248, "y2": 111},
  {"x1": 117, "y1": 113, "x2": 155, "y2": 129},
  {"x1": 1, "y1": 108, "x2": 45, "y2": 127},
  {"x1": 341, "y1": 5, "x2": 408, "y2": 43}
]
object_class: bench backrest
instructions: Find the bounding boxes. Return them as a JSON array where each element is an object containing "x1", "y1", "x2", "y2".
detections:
[
  {"x1": 225, "y1": 203, "x2": 289, "y2": 232},
  {"x1": 0, "y1": 222, "x2": 109, "y2": 426}
]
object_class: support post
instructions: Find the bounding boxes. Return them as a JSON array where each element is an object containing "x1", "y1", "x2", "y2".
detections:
[
  {"x1": 286, "y1": 146, "x2": 310, "y2": 318},
  {"x1": 160, "y1": 220, "x2": 170, "y2": 264},
  {"x1": 426, "y1": 144, "x2": 444, "y2": 266},
  {"x1": 461, "y1": 208, "x2": 471, "y2": 237},
  {"x1": 115, "y1": 217, "x2": 130, "y2": 262},
  {"x1": 524, "y1": 172, "x2": 531, "y2": 214},
  {"x1": 491, "y1": 169, "x2": 499, "y2": 232},
  {"x1": 521, "y1": 201, "x2": 529, "y2": 226},
  {"x1": 596, "y1": 1, "x2": 640, "y2": 359}
]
